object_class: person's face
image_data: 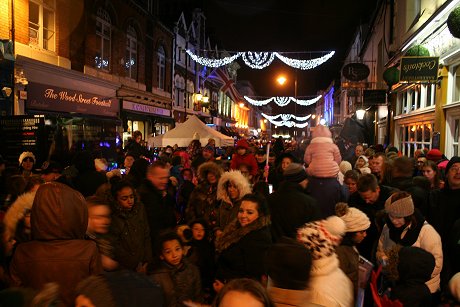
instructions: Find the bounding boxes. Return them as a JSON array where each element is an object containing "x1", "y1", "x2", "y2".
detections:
[
  {"x1": 422, "y1": 166, "x2": 436, "y2": 182},
  {"x1": 353, "y1": 230, "x2": 367, "y2": 244},
  {"x1": 268, "y1": 155, "x2": 276, "y2": 165},
  {"x1": 344, "y1": 178, "x2": 358, "y2": 194},
  {"x1": 219, "y1": 290, "x2": 264, "y2": 307},
  {"x1": 207, "y1": 172, "x2": 217, "y2": 184},
  {"x1": 356, "y1": 157, "x2": 365, "y2": 168},
  {"x1": 359, "y1": 187, "x2": 380, "y2": 204},
  {"x1": 160, "y1": 239, "x2": 183, "y2": 267},
  {"x1": 148, "y1": 167, "x2": 170, "y2": 191},
  {"x1": 75, "y1": 295, "x2": 95, "y2": 307},
  {"x1": 370, "y1": 156, "x2": 384, "y2": 174},
  {"x1": 237, "y1": 148, "x2": 247, "y2": 155},
  {"x1": 135, "y1": 135, "x2": 142, "y2": 143},
  {"x1": 191, "y1": 223, "x2": 205, "y2": 241},
  {"x1": 88, "y1": 205, "x2": 111, "y2": 234},
  {"x1": 239, "y1": 166, "x2": 250, "y2": 178},
  {"x1": 238, "y1": 200, "x2": 259, "y2": 227},
  {"x1": 116, "y1": 187, "x2": 135, "y2": 210},
  {"x1": 203, "y1": 150, "x2": 213, "y2": 160},
  {"x1": 21, "y1": 158, "x2": 34, "y2": 171},
  {"x1": 355, "y1": 145, "x2": 364, "y2": 157},
  {"x1": 255, "y1": 154, "x2": 266, "y2": 164},
  {"x1": 416, "y1": 158, "x2": 426, "y2": 170},
  {"x1": 281, "y1": 157, "x2": 292, "y2": 171},
  {"x1": 183, "y1": 170, "x2": 193, "y2": 181},
  {"x1": 227, "y1": 182, "x2": 240, "y2": 200},
  {"x1": 446, "y1": 162, "x2": 460, "y2": 190},
  {"x1": 124, "y1": 156, "x2": 135, "y2": 168},
  {"x1": 388, "y1": 213, "x2": 406, "y2": 228}
]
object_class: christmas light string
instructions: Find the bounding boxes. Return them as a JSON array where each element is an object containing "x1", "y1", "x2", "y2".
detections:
[
  {"x1": 262, "y1": 113, "x2": 311, "y2": 121},
  {"x1": 186, "y1": 50, "x2": 335, "y2": 70},
  {"x1": 244, "y1": 95, "x2": 322, "y2": 107}
]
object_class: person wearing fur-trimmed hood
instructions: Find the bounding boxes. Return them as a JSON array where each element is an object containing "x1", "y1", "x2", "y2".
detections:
[
  {"x1": 215, "y1": 170, "x2": 252, "y2": 235},
  {"x1": 214, "y1": 193, "x2": 272, "y2": 285},
  {"x1": 186, "y1": 162, "x2": 223, "y2": 227}
]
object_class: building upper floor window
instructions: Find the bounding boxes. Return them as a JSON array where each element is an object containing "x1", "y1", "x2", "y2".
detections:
[
  {"x1": 174, "y1": 75, "x2": 185, "y2": 107},
  {"x1": 157, "y1": 46, "x2": 166, "y2": 90},
  {"x1": 125, "y1": 25, "x2": 137, "y2": 80},
  {"x1": 29, "y1": 0, "x2": 55, "y2": 52},
  {"x1": 95, "y1": 8, "x2": 111, "y2": 70},
  {"x1": 396, "y1": 83, "x2": 435, "y2": 115}
]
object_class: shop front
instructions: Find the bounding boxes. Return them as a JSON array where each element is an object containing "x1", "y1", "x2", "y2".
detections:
[{"x1": 122, "y1": 100, "x2": 173, "y2": 149}]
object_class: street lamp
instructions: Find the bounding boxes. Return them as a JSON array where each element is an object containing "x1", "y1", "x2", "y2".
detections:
[{"x1": 276, "y1": 73, "x2": 298, "y2": 136}]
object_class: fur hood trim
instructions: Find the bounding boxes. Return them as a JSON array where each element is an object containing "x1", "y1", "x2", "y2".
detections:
[
  {"x1": 197, "y1": 161, "x2": 224, "y2": 182},
  {"x1": 3, "y1": 190, "x2": 37, "y2": 242},
  {"x1": 310, "y1": 137, "x2": 333, "y2": 144},
  {"x1": 215, "y1": 215, "x2": 270, "y2": 253},
  {"x1": 217, "y1": 170, "x2": 251, "y2": 204}
]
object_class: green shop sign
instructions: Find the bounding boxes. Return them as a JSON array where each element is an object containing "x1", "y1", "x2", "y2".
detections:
[{"x1": 399, "y1": 57, "x2": 439, "y2": 82}]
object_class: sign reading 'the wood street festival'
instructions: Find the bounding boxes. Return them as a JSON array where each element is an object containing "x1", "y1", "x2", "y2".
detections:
[{"x1": 399, "y1": 56, "x2": 439, "y2": 82}]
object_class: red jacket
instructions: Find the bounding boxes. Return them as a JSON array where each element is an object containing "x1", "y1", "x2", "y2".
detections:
[{"x1": 230, "y1": 153, "x2": 258, "y2": 176}]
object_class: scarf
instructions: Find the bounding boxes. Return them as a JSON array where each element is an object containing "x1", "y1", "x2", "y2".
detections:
[
  {"x1": 387, "y1": 209, "x2": 425, "y2": 246},
  {"x1": 215, "y1": 216, "x2": 270, "y2": 253}
]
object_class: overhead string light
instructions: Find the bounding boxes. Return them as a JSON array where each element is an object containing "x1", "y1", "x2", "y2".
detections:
[
  {"x1": 244, "y1": 95, "x2": 322, "y2": 107},
  {"x1": 262, "y1": 113, "x2": 311, "y2": 121},
  {"x1": 186, "y1": 50, "x2": 335, "y2": 70},
  {"x1": 265, "y1": 118, "x2": 310, "y2": 128}
]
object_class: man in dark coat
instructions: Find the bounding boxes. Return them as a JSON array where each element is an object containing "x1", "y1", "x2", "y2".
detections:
[
  {"x1": 137, "y1": 161, "x2": 177, "y2": 251},
  {"x1": 348, "y1": 173, "x2": 397, "y2": 262},
  {"x1": 268, "y1": 163, "x2": 320, "y2": 242},
  {"x1": 387, "y1": 156, "x2": 429, "y2": 216},
  {"x1": 428, "y1": 156, "x2": 460, "y2": 286}
]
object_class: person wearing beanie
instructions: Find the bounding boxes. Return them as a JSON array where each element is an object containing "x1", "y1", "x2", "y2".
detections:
[
  {"x1": 230, "y1": 139, "x2": 258, "y2": 177},
  {"x1": 265, "y1": 237, "x2": 314, "y2": 307},
  {"x1": 335, "y1": 203, "x2": 371, "y2": 301},
  {"x1": 354, "y1": 155, "x2": 371, "y2": 175},
  {"x1": 191, "y1": 144, "x2": 215, "y2": 171},
  {"x1": 377, "y1": 191, "x2": 443, "y2": 295},
  {"x1": 426, "y1": 149, "x2": 444, "y2": 163},
  {"x1": 267, "y1": 163, "x2": 320, "y2": 242},
  {"x1": 338, "y1": 161, "x2": 352, "y2": 185},
  {"x1": 18, "y1": 151, "x2": 36, "y2": 178},
  {"x1": 267, "y1": 153, "x2": 296, "y2": 191},
  {"x1": 304, "y1": 125, "x2": 345, "y2": 218},
  {"x1": 297, "y1": 216, "x2": 353, "y2": 307}
]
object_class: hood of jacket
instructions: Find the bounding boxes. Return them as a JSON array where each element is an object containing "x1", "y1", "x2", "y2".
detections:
[
  {"x1": 217, "y1": 170, "x2": 252, "y2": 204},
  {"x1": 197, "y1": 161, "x2": 223, "y2": 183},
  {"x1": 311, "y1": 125, "x2": 332, "y2": 139},
  {"x1": 3, "y1": 190, "x2": 37, "y2": 242},
  {"x1": 31, "y1": 182, "x2": 88, "y2": 240},
  {"x1": 397, "y1": 246, "x2": 435, "y2": 284}
]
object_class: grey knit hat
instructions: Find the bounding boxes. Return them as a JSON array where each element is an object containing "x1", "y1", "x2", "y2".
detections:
[
  {"x1": 385, "y1": 194, "x2": 414, "y2": 218},
  {"x1": 283, "y1": 163, "x2": 308, "y2": 183}
]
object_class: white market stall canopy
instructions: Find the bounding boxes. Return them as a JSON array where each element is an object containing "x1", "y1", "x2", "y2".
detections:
[{"x1": 149, "y1": 115, "x2": 234, "y2": 147}]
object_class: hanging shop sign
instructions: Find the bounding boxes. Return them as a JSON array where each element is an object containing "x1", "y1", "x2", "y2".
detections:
[
  {"x1": 27, "y1": 82, "x2": 118, "y2": 117},
  {"x1": 399, "y1": 57, "x2": 439, "y2": 82},
  {"x1": 363, "y1": 90, "x2": 387, "y2": 106},
  {"x1": 342, "y1": 63, "x2": 370, "y2": 81},
  {"x1": 123, "y1": 100, "x2": 171, "y2": 117}
]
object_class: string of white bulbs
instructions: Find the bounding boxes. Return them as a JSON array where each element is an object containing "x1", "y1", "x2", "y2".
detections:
[
  {"x1": 186, "y1": 50, "x2": 335, "y2": 70},
  {"x1": 244, "y1": 95, "x2": 322, "y2": 107},
  {"x1": 261, "y1": 113, "x2": 311, "y2": 128}
]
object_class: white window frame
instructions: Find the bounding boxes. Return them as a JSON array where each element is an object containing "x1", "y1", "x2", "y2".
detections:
[
  {"x1": 29, "y1": 0, "x2": 56, "y2": 52},
  {"x1": 157, "y1": 46, "x2": 166, "y2": 90},
  {"x1": 95, "y1": 8, "x2": 111, "y2": 71},
  {"x1": 399, "y1": 121, "x2": 433, "y2": 157},
  {"x1": 174, "y1": 75, "x2": 185, "y2": 107},
  {"x1": 446, "y1": 109, "x2": 460, "y2": 158},
  {"x1": 396, "y1": 84, "x2": 436, "y2": 115},
  {"x1": 125, "y1": 25, "x2": 137, "y2": 80}
]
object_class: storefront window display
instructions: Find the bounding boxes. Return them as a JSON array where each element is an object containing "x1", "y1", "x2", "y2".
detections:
[
  {"x1": 397, "y1": 84, "x2": 436, "y2": 115},
  {"x1": 399, "y1": 122, "x2": 433, "y2": 157}
]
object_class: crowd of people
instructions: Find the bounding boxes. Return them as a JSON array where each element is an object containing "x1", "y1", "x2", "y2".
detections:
[{"x1": 0, "y1": 126, "x2": 459, "y2": 307}]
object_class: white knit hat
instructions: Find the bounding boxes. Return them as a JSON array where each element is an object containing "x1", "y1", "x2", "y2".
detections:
[
  {"x1": 339, "y1": 161, "x2": 352, "y2": 175},
  {"x1": 335, "y1": 203, "x2": 370, "y2": 232},
  {"x1": 18, "y1": 151, "x2": 36, "y2": 165},
  {"x1": 297, "y1": 216, "x2": 346, "y2": 260}
]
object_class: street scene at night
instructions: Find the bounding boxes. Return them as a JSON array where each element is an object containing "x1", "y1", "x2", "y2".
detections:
[{"x1": 1, "y1": 0, "x2": 460, "y2": 306}]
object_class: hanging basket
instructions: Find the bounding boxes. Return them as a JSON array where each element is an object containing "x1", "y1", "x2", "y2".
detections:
[
  {"x1": 405, "y1": 45, "x2": 430, "y2": 57},
  {"x1": 383, "y1": 66, "x2": 400, "y2": 87},
  {"x1": 448, "y1": 7, "x2": 460, "y2": 38}
]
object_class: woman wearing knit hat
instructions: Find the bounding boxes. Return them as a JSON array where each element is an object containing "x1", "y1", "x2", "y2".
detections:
[
  {"x1": 335, "y1": 203, "x2": 370, "y2": 301},
  {"x1": 376, "y1": 191, "x2": 443, "y2": 296},
  {"x1": 18, "y1": 151, "x2": 36, "y2": 178},
  {"x1": 297, "y1": 216, "x2": 353, "y2": 307}
]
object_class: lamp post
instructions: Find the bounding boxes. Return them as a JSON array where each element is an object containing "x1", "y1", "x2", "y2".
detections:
[{"x1": 276, "y1": 73, "x2": 298, "y2": 136}]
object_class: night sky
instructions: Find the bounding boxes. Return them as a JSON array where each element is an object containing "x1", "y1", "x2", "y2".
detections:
[{"x1": 201, "y1": 0, "x2": 379, "y2": 114}]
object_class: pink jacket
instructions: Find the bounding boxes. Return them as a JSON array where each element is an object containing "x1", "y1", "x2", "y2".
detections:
[{"x1": 304, "y1": 137, "x2": 341, "y2": 178}]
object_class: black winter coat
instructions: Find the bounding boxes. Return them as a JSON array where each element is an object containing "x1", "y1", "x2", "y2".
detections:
[
  {"x1": 268, "y1": 181, "x2": 320, "y2": 242},
  {"x1": 215, "y1": 217, "x2": 272, "y2": 282}
]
